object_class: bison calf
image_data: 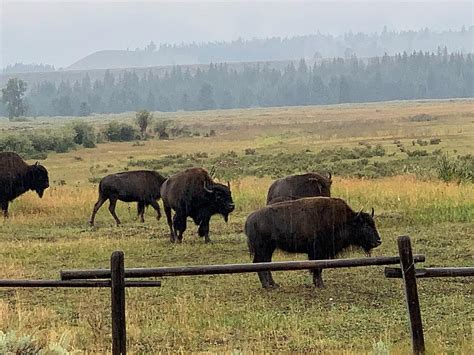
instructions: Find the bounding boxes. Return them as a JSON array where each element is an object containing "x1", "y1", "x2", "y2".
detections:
[
  {"x1": 0, "y1": 152, "x2": 49, "y2": 217},
  {"x1": 245, "y1": 197, "x2": 381, "y2": 289},
  {"x1": 266, "y1": 172, "x2": 332, "y2": 205},
  {"x1": 89, "y1": 170, "x2": 166, "y2": 226}
]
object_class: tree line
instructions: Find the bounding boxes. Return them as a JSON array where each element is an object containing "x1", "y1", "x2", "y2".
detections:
[
  {"x1": 1, "y1": 50, "x2": 473, "y2": 117},
  {"x1": 68, "y1": 26, "x2": 473, "y2": 70}
]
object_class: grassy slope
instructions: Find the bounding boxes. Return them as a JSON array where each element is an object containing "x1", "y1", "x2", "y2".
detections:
[{"x1": 0, "y1": 100, "x2": 473, "y2": 353}]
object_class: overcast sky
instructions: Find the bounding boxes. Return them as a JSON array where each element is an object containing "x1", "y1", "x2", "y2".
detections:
[{"x1": 1, "y1": 1, "x2": 473, "y2": 68}]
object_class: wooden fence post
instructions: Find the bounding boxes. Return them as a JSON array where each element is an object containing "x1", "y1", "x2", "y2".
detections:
[
  {"x1": 398, "y1": 236, "x2": 425, "y2": 354},
  {"x1": 111, "y1": 251, "x2": 126, "y2": 355}
]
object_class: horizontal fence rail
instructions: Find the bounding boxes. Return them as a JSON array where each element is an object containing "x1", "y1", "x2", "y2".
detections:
[
  {"x1": 60, "y1": 255, "x2": 426, "y2": 280},
  {"x1": 0, "y1": 280, "x2": 161, "y2": 288},
  {"x1": 385, "y1": 267, "x2": 474, "y2": 279}
]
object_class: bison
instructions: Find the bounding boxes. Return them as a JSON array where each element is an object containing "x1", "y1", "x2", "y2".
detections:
[
  {"x1": 160, "y1": 167, "x2": 235, "y2": 243},
  {"x1": 89, "y1": 170, "x2": 166, "y2": 226},
  {"x1": 266, "y1": 172, "x2": 332, "y2": 205},
  {"x1": 0, "y1": 152, "x2": 49, "y2": 217},
  {"x1": 244, "y1": 197, "x2": 381, "y2": 289}
]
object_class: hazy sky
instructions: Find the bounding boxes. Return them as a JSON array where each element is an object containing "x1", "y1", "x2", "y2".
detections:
[{"x1": 1, "y1": 1, "x2": 473, "y2": 68}]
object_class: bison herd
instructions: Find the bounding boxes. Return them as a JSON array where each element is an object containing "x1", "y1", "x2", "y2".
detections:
[{"x1": 0, "y1": 151, "x2": 382, "y2": 288}]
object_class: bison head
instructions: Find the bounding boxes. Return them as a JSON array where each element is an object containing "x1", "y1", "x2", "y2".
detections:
[
  {"x1": 351, "y1": 208, "x2": 381, "y2": 254},
  {"x1": 308, "y1": 172, "x2": 332, "y2": 196},
  {"x1": 204, "y1": 181, "x2": 235, "y2": 221},
  {"x1": 29, "y1": 162, "x2": 50, "y2": 198}
]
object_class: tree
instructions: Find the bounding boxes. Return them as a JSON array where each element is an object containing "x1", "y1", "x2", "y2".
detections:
[
  {"x1": 220, "y1": 89, "x2": 234, "y2": 109},
  {"x1": 197, "y1": 83, "x2": 215, "y2": 110},
  {"x1": 52, "y1": 95, "x2": 73, "y2": 116},
  {"x1": 78, "y1": 102, "x2": 92, "y2": 116},
  {"x1": 145, "y1": 41, "x2": 157, "y2": 52},
  {"x1": 135, "y1": 109, "x2": 153, "y2": 138},
  {"x1": 1, "y1": 78, "x2": 28, "y2": 119},
  {"x1": 181, "y1": 93, "x2": 191, "y2": 111}
]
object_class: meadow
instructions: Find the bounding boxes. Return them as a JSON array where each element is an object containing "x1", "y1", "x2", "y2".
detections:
[{"x1": 0, "y1": 100, "x2": 473, "y2": 353}]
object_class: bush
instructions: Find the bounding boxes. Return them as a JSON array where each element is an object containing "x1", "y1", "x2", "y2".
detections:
[
  {"x1": 50, "y1": 133, "x2": 76, "y2": 153},
  {"x1": 406, "y1": 149, "x2": 429, "y2": 157},
  {"x1": 416, "y1": 138, "x2": 429, "y2": 146},
  {"x1": 0, "y1": 134, "x2": 34, "y2": 156},
  {"x1": 0, "y1": 330, "x2": 40, "y2": 354},
  {"x1": 430, "y1": 138, "x2": 442, "y2": 145},
  {"x1": 71, "y1": 122, "x2": 97, "y2": 148},
  {"x1": 409, "y1": 114, "x2": 436, "y2": 122},
  {"x1": 0, "y1": 330, "x2": 71, "y2": 354},
  {"x1": 29, "y1": 133, "x2": 55, "y2": 152},
  {"x1": 104, "y1": 121, "x2": 138, "y2": 142},
  {"x1": 0, "y1": 130, "x2": 77, "y2": 158},
  {"x1": 154, "y1": 120, "x2": 171, "y2": 140},
  {"x1": 437, "y1": 154, "x2": 474, "y2": 183}
]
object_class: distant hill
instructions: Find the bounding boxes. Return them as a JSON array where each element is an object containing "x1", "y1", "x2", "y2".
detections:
[
  {"x1": 67, "y1": 27, "x2": 474, "y2": 71},
  {"x1": 0, "y1": 59, "x2": 298, "y2": 88}
]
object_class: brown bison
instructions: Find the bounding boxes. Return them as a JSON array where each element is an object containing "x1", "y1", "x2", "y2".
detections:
[
  {"x1": 160, "y1": 167, "x2": 235, "y2": 243},
  {"x1": 266, "y1": 172, "x2": 332, "y2": 204},
  {"x1": 245, "y1": 197, "x2": 381, "y2": 289},
  {"x1": 89, "y1": 170, "x2": 166, "y2": 226},
  {"x1": 0, "y1": 152, "x2": 49, "y2": 217}
]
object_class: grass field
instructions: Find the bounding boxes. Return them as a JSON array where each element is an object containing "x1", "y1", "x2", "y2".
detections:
[{"x1": 0, "y1": 100, "x2": 473, "y2": 353}]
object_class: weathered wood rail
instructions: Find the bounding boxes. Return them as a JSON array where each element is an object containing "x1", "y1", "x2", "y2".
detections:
[{"x1": 60, "y1": 255, "x2": 425, "y2": 279}]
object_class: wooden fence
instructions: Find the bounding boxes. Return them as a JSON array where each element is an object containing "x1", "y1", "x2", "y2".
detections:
[
  {"x1": 384, "y1": 236, "x2": 474, "y2": 354},
  {"x1": 1, "y1": 235, "x2": 472, "y2": 354}
]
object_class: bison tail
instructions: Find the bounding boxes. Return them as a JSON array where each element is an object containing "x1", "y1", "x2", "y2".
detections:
[{"x1": 244, "y1": 218, "x2": 256, "y2": 257}]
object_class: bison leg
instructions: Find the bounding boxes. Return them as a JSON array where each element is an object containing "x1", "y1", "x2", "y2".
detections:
[
  {"x1": 149, "y1": 200, "x2": 161, "y2": 221},
  {"x1": 137, "y1": 201, "x2": 145, "y2": 223},
  {"x1": 198, "y1": 218, "x2": 211, "y2": 243},
  {"x1": 308, "y1": 250, "x2": 325, "y2": 288},
  {"x1": 173, "y1": 213, "x2": 187, "y2": 243},
  {"x1": 89, "y1": 196, "x2": 107, "y2": 226},
  {"x1": 1, "y1": 201, "x2": 8, "y2": 218},
  {"x1": 164, "y1": 205, "x2": 176, "y2": 242},
  {"x1": 311, "y1": 269, "x2": 325, "y2": 288},
  {"x1": 253, "y1": 247, "x2": 278, "y2": 289},
  {"x1": 108, "y1": 197, "x2": 121, "y2": 225}
]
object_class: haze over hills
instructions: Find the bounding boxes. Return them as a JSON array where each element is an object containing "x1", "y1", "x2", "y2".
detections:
[{"x1": 67, "y1": 27, "x2": 474, "y2": 71}]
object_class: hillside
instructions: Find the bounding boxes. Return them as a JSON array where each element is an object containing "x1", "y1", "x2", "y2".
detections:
[
  {"x1": 67, "y1": 27, "x2": 474, "y2": 71},
  {"x1": 0, "y1": 59, "x2": 297, "y2": 88}
]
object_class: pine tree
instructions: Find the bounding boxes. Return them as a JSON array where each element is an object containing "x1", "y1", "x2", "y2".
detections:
[
  {"x1": 198, "y1": 83, "x2": 215, "y2": 110},
  {"x1": 1, "y1": 78, "x2": 28, "y2": 119}
]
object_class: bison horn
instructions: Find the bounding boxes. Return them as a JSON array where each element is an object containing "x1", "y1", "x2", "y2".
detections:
[
  {"x1": 203, "y1": 182, "x2": 213, "y2": 193},
  {"x1": 227, "y1": 181, "x2": 230, "y2": 189},
  {"x1": 371, "y1": 208, "x2": 375, "y2": 217},
  {"x1": 328, "y1": 172, "x2": 332, "y2": 181},
  {"x1": 35, "y1": 161, "x2": 39, "y2": 166}
]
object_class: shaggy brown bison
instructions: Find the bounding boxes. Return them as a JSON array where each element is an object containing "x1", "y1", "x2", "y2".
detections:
[
  {"x1": 160, "y1": 167, "x2": 235, "y2": 243},
  {"x1": 0, "y1": 152, "x2": 49, "y2": 217},
  {"x1": 266, "y1": 172, "x2": 332, "y2": 204},
  {"x1": 245, "y1": 197, "x2": 381, "y2": 289},
  {"x1": 89, "y1": 170, "x2": 166, "y2": 226}
]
